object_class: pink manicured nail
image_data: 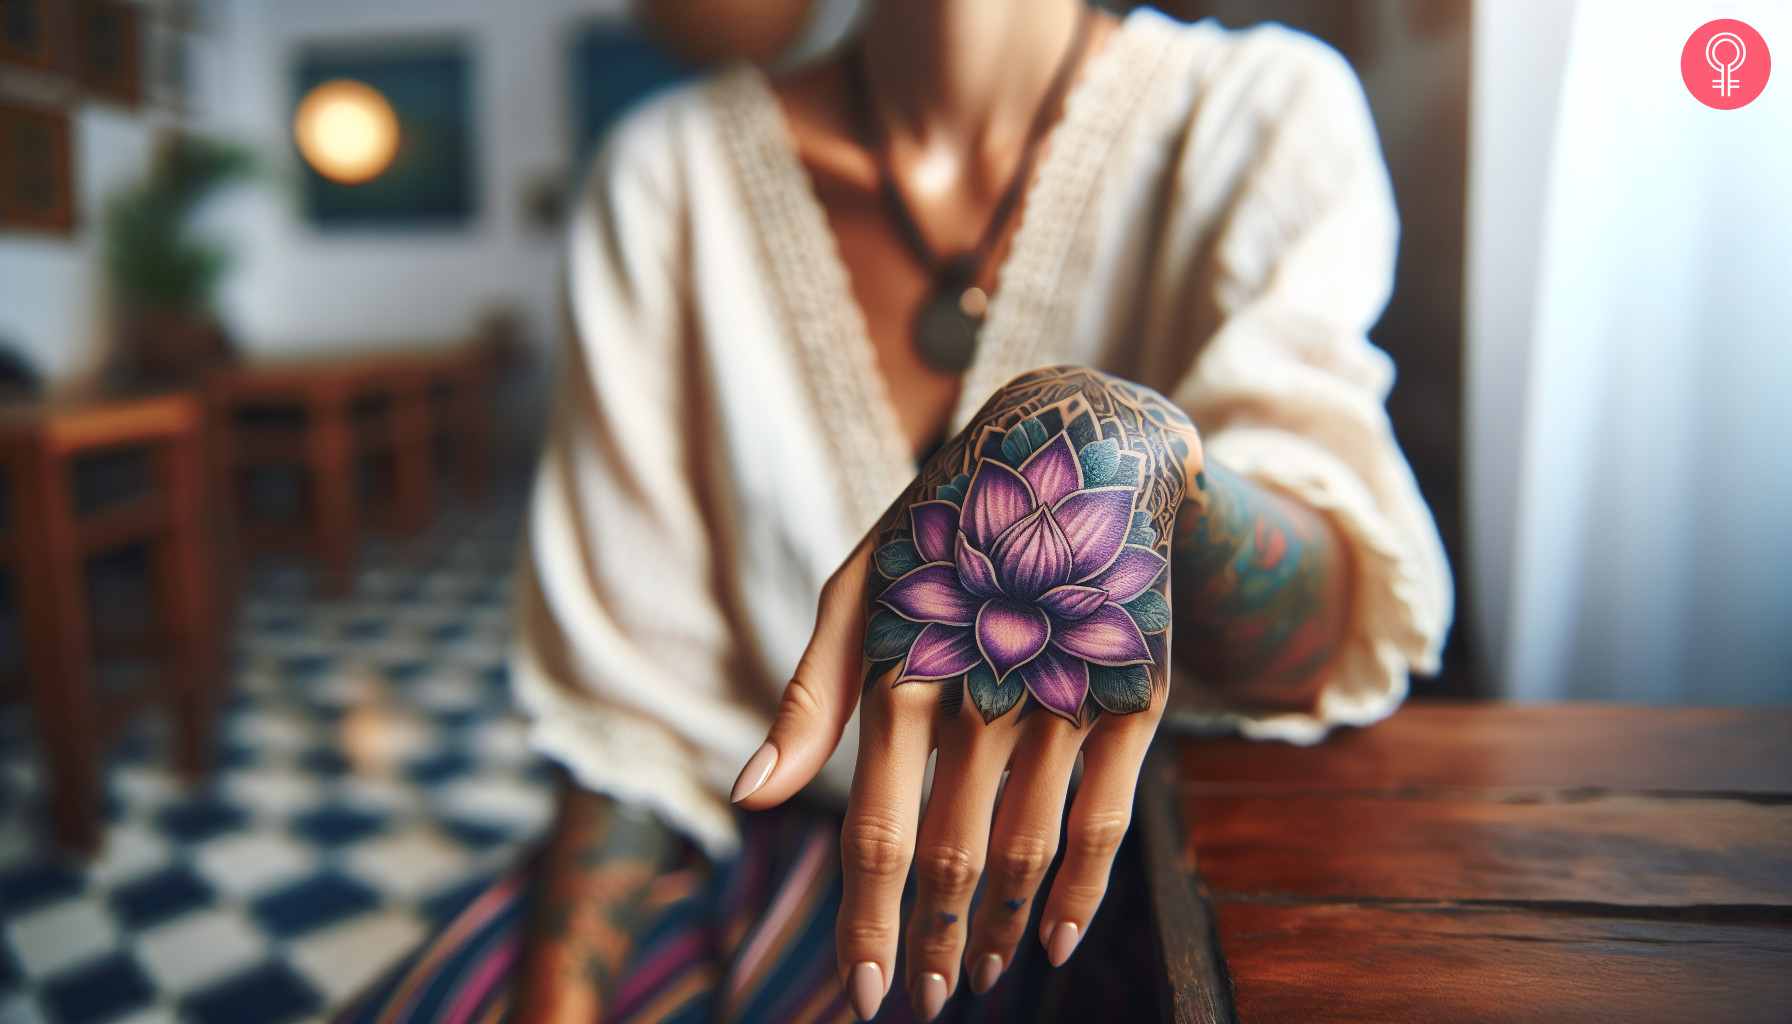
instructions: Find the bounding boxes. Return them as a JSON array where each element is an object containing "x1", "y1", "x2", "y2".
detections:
[
  {"x1": 913, "y1": 971, "x2": 948, "y2": 1021},
  {"x1": 971, "y1": 953, "x2": 1003, "y2": 995},
  {"x1": 730, "y1": 742, "x2": 777, "y2": 803},
  {"x1": 1047, "y1": 921, "x2": 1081, "y2": 966},
  {"x1": 847, "y1": 961, "x2": 885, "y2": 1021}
]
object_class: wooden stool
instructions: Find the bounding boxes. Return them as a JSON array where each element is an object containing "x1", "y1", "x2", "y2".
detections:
[
  {"x1": 0, "y1": 392, "x2": 220, "y2": 852},
  {"x1": 209, "y1": 346, "x2": 491, "y2": 594}
]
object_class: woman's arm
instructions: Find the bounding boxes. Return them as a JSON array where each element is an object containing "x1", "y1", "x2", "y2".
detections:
[
  {"x1": 512, "y1": 782, "x2": 672, "y2": 1024},
  {"x1": 1171, "y1": 463, "x2": 1353, "y2": 712}
]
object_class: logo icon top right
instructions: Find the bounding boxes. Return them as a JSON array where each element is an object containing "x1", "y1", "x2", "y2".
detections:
[{"x1": 1683, "y1": 19, "x2": 1771, "y2": 109}]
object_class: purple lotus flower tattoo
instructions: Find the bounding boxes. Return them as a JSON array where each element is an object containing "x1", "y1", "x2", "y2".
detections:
[{"x1": 865, "y1": 372, "x2": 1189, "y2": 724}]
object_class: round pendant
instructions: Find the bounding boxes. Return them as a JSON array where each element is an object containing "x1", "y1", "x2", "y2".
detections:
[{"x1": 913, "y1": 287, "x2": 984, "y2": 373}]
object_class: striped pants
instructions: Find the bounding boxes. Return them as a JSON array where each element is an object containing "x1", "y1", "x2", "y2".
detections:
[{"x1": 334, "y1": 804, "x2": 1158, "y2": 1024}]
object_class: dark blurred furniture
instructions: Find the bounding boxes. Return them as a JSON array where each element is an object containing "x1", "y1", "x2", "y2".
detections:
[
  {"x1": 208, "y1": 347, "x2": 491, "y2": 593},
  {"x1": 0, "y1": 391, "x2": 219, "y2": 851},
  {"x1": 1141, "y1": 703, "x2": 1792, "y2": 1023}
]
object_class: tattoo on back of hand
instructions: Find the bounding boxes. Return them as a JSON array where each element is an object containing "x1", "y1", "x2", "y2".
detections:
[{"x1": 863, "y1": 367, "x2": 1194, "y2": 725}]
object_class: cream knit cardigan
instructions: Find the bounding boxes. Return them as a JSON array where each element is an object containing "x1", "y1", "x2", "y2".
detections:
[{"x1": 512, "y1": 9, "x2": 1453, "y2": 857}]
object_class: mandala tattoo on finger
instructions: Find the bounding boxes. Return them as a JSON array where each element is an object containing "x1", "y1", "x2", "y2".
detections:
[{"x1": 863, "y1": 367, "x2": 1196, "y2": 725}]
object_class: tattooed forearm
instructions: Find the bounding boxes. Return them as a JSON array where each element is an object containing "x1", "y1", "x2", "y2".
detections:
[
  {"x1": 514, "y1": 782, "x2": 671, "y2": 1023},
  {"x1": 1170, "y1": 464, "x2": 1352, "y2": 711},
  {"x1": 863, "y1": 366, "x2": 1198, "y2": 726}
]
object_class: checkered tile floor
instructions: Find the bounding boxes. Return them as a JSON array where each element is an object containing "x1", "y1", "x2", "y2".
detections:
[{"x1": 0, "y1": 494, "x2": 553, "y2": 1024}]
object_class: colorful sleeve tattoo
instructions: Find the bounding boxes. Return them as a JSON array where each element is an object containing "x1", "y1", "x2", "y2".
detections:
[
  {"x1": 515, "y1": 784, "x2": 672, "y2": 1018},
  {"x1": 1170, "y1": 463, "x2": 1352, "y2": 712}
]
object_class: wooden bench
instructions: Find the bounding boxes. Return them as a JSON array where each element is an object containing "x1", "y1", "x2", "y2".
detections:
[{"x1": 1141, "y1": 703, "x2": 1792, "y2": 1023}]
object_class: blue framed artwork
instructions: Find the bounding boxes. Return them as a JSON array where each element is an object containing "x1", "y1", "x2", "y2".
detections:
[
  {"x1": 568, "y1": 24, "x2": 691, "y2": 176},
  {"x1": 294, "y1": 42, "x2": 473, "y2": 227}
]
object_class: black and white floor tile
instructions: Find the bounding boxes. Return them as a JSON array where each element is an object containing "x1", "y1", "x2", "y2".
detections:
[{"x1": 0, "y1": 497, "x2": 553, "y2": 1024}]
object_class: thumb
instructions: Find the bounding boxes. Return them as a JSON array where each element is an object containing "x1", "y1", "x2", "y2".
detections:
[{"x1": 731, "y1": 539, "x2": 872, "y2": 809}]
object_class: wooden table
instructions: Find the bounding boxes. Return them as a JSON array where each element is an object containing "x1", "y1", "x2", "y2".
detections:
[
  {"x1": 1140, "y1": 703, "x2": 1792, "y2": 1023},
  {"x1": 208, "y1": 346, "x2": 491, "y2": 592}
]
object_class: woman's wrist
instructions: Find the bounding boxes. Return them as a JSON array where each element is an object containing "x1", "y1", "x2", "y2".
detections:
[{"x1": 1169, "y1": 463, "x2": 1353, "y2": 711}]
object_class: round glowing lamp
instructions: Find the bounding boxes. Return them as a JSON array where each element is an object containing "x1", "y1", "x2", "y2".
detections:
[{"x1": 293, "y1": 79, "x2": 400, "y2": 184}]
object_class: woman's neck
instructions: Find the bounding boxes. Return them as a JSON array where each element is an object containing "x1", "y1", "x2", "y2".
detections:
[{"x1": 858, "y1": 0, "x2": 1088, "y2": 154}]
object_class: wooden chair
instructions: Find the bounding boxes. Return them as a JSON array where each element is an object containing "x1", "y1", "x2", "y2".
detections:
[
  {"x1": 0, "y1": 392, "x2": 220, "y2": 852},
  {"x1": 208, "y1": 345, "x2": 491, "y2": 594}
]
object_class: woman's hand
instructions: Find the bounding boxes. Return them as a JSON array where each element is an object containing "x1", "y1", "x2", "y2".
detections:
[{"x1": 731, "y1": 367, "x2": 1202, "y2": 1021}]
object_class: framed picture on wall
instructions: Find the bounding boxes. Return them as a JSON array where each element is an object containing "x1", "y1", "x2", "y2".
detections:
[
  {"x1": 77, "y1": 0, "x2": 142, "y2": 104},
  {"x1": 567, "y1": 23, "x2": 690, "y2": 175},
  {"x1": 0, "y1": 103, "x2": 74, "y2": 233},
  {"x1": 0, "y1": 0, "x2": 56, "y2": 70},
  {"x1": 294, "y1": 41, "x2": 474, "y2": 227}
]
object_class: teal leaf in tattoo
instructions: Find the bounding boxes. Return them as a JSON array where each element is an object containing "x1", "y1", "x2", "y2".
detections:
[
  {"x1": 1078, "y1": 438, "x2": 1120, "y2": 486},
  {"x1": 863, "y1": 658, "x2": 901, "y2": 694},
  {"x1": 937, "y1": 472, "x2": 971, "y2": 506},
  {"x1": 1128, "y1": 509, "x2": 1156, "y2": 547},
  {"x1": 1088, "y1": 663, "x2": 1153, "y2": 714},
  {"x1": 938, "y1": 676, "x2": 965, "y2": 719},
  {"x1": 876, "y1": 540, "x2": 925, "y2": 579},
  {"x1": 1124, "y1": 590, "x2": 1171, "y2": 633},
  {"x1": 865, "y1": 610, "x2": 927, "y2": 662},
  {"x1": 965, "y1": 662, "x2": 1025, "y2": 723},
  {"x1": 1001, "y1": 416, "x2": 1050, "y2": 467}
]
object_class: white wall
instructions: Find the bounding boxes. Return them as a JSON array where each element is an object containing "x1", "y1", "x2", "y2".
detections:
[
  {"x1": 208, "y1": 0, "x2": 629, "y2": 361},
  {"x1": 1, "y1": 0, "x2": 864, "y2": 383},
  {"x1": 0, "y1": 87, "x2": 217, "y2": 381},
  {"x1": 0, "y1": 0, "x2": 639, "y2": 382}
]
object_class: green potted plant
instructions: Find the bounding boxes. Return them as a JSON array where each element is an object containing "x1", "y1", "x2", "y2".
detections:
[{"x1": 102, "y1": 133, "x2": 252, "y2": 387}]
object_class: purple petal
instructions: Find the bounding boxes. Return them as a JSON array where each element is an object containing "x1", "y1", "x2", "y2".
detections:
[
  {"x1": 955, "y1": 532, "x2": 1003, "y2": 599},
  {"x1": 909, "y1": 501, "x2": 959, "y2": 564},
  {"x1": 1051, "y1": 604, "x2": 1152, "y2": 666},
  {"x1": 975, "y1": 599, "x2": 1050, "y2": 680},
  {"x1": 1018, "y1": 645, "x2": 1089, "y2": 721},
  {"x1": 879, "y1": 563, "x2": 978, "y2": 625},
  {"x1": 901, "y1": 624, "x2": 982, "y2": 680},
  {"x1": 960, "y1": 461, "x2": 1036, "y2": 552},
  {"x1": 987, "y1": 507, "x2": 1074, "y2": 602},
  {"x1": 1038, "y1": 585, "x2": 1107, "y2": 621},
  {"x1": 1018, "y1": 433, "x2": 1082, "y2": 508},
  {"x1": 1053, "y1": 487, "x2": 1136, "y2": 582},
  {"x1": 1090, "y1": 545, "x2": 1168, "y2": 604}
]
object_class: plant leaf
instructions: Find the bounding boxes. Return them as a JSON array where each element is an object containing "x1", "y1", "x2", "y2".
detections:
[
  {"x1": 1124, "y1": 590, "x2": 1171, "y2": 633},
  {"x1": 1078, "y1": 438, "x2": 1120, "y2": 487},
  {"x1": 1088, "y1": 663, "x2": 1152, "y2": 715},
  {"x1": 875, "y1": 540, "x2": 925, "y2": 579},
  {"x1": 965, "y1": 662, "x2": 1025, "y2": 723},
  {"x1": 864, "y1": 610, "x2": 927, "y2": 662}
]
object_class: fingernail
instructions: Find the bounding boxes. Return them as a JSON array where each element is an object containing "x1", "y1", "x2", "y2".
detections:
[
  {"x1": 912, "y1": 971, "x2": 948, "y2": 1021},
  {"x1": 730, "y1": 742, "x2": 777, "y2": 803},
  {"x1": 971, "y1": 953, "x2": 1003, "y2": 995},
  {"x1": 1047, "y1": 921, "x2": 1081, "y2": 967},
  {"x1": 847, "y1": 961, "x2": 884, "y2": 1021}
]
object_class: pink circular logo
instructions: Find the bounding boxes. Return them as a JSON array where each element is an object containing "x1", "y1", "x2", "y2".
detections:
[{"x1": 1682, "y1": 19, "x2": 1770, "y2": 109}]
